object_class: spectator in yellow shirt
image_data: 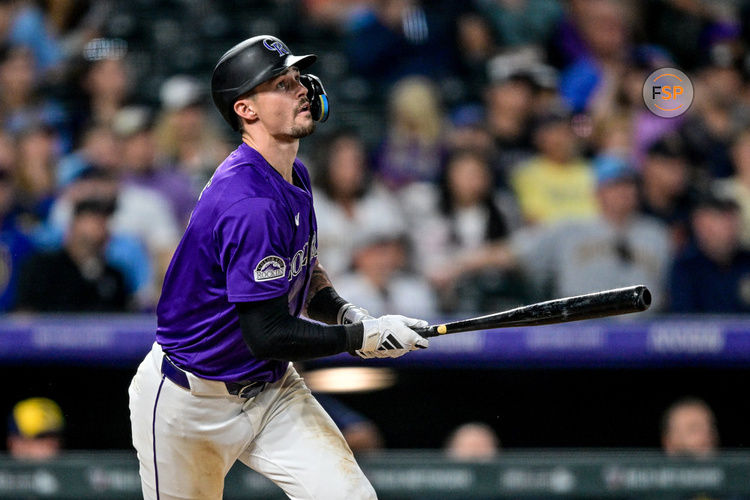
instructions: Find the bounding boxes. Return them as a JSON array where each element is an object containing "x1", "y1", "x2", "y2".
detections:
[{"x1": 510, "y1": 109, "x2": 597, "y2": 225}]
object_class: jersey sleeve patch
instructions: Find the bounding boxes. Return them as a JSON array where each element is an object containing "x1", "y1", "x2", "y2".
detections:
[{"x1": 254, "y1": 255, "x2": 286, "y2": 282}]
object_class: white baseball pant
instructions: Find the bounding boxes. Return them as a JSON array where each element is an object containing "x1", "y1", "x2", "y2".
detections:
[{"x1": 129, "y1": 342, "x2": 377, "y2": 499}]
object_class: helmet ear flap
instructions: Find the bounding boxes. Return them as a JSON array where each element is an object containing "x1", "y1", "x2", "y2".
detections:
[
  {"x1": 315, "y1": 93, "x2": 329, "y2": 122},
  {"x1": 300, "y1": 74, "x2": 330, "y2": 122}
]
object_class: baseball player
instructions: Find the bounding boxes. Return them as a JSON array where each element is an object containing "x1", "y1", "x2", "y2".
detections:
[{"x1": 128, "y1": 35, "x2": 429, "y2": 500}]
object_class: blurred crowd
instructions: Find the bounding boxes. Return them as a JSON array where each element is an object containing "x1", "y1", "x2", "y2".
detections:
[
  {"x1": 5, "y1": 394, "x2": 719, "y2": 459},
  {"x1": 2, "y1": 0, "x2": 750, "y2": 316}
]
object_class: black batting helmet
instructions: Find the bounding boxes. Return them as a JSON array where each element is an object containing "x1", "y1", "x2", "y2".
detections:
[{"x1": 211, "y1": 35, "x2": 317, "y2": 130}]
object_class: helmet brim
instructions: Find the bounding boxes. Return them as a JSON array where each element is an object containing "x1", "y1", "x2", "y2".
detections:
[
  {"x1": 285, "y1": 54, "x2": 317, "y2": 71},
  {"x1": 253, "y1": 54, "x2": 318, "y2": 93}
]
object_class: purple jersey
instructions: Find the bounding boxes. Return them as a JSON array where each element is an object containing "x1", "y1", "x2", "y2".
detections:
[{"x1": 156, "y1": 143, "x2": 318, "y2": 383}]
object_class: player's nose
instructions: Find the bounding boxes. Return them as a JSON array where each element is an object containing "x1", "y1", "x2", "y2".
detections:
[{"x1": 295, "y1": 79, "x2": 308, "y2": 99}]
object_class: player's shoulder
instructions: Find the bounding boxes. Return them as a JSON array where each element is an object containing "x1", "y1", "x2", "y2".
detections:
[
  {"x1": 200, "y1": 147, "x2": 279, "y2": 206},
  {"x1": 214, "y1": 148, "x2": 269, "y2": 188}
]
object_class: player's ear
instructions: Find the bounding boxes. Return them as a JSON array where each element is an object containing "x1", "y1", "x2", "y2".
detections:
[{"x1": 234, "y1": 98, "x2": 257, "y2": 122}]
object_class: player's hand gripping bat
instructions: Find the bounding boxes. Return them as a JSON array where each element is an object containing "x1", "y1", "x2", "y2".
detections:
[{"x1": 413, "y1": 285, "x2": 651, "y2": 338}]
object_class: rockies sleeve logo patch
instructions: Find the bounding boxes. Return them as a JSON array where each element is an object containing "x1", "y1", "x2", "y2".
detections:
[{"x1": 254, "y1": 256, "x2": 286, "y2": 282}]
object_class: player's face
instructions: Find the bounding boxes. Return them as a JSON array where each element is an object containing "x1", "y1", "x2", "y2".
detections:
[{"x1": 250, "y1": 68, "x2": 315, "y2": 140}]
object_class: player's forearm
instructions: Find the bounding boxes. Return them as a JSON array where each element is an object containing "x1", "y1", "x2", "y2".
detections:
[
  {"x1": 304, "y1": 262, "x2": 349, "y2": 325},
  {"x1": 307, "y1": 261, "x2": 334, "y2": 299},
  {"x1": 236, "y1": 296, "x2": 363, "y2": 361}
]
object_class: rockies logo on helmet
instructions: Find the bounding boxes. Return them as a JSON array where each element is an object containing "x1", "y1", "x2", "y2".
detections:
[{"x1": 263, "y1": 39, "x2": 290, "y2": 57}]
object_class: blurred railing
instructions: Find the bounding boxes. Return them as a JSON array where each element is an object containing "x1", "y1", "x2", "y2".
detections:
[
  {"x1": 1, "y1": 314, "x2": 750, "y2": 368},
  {"x1": 0, "y1": 450, "x2": 748, "y2": 498}
]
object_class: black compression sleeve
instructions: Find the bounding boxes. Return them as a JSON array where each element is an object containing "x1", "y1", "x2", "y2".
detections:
[
  {"x1": 307, "y1": 286, "x2": 349, "y2": 325},
  {"x1": 235, "y1": 295, "x2": 363, "y2": 361}
]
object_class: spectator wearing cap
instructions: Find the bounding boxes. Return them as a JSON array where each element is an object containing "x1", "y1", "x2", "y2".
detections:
[
  {"x1": 16, "y1": 196, "x2": 129, "y2": 311},
  {"x1": 0, "y1": 1, "x2": 62, "y2": 74},
  {"x1": 313, "y1": 130, "x2": 405, "y2": 280},
  {"x1": 639, "y1": 134, "x2": 695, "y2": 251},
  {"x1": 114, "y1": 105, "x2": 195, "y2": 227},
  {"x1": 507, "y1": 154, "x2": 670, "y2": 307},
  {"x1": 46, "y1": 165, "x2": 168, "y2": 310},
  {"x1": 510, "y1": 107, "x2": 597, "y2": 225},
  {"x1": 154, "y1": 75, "x2": 229, "y2": 197},
  {"x1": 668, "y1": 191, "x2": 750, "y2": 313},
  {"x1": 38, "y1": 166, "x2": 152, "y2": 308},
  {"x1": 66, "y1": 38, "x2": 130, "y2": 143},
  {"x1": 7, "y1": 397, "x2": 64, "y2": 460},
  {"x1": 714, "y1": 129, "x2": 750, "y2": 248}
]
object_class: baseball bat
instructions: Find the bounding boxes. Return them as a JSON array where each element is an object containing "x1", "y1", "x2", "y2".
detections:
[{"x1": 413, "y1": 285, "x2": 651, "y2": 338}]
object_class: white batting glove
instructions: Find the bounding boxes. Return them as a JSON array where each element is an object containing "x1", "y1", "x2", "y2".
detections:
[
  {"x1": 338, "y1": 303, "x2": 374, "y2": 324},
  {"x1": 356, "y1": 315, "x2": 429, "y2": 359}
]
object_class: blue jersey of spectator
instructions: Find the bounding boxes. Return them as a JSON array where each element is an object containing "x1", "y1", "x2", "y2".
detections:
[
  {"x1": 345, "y1": 3, "x2": 455, "y2": 86},
  {"x1": 668, "y1": 243, "x2": 750, "y2": 313},
  {"x1": 0, "y1": 215, "x2": 35, "y2": 311},
  {"x1": 668, "y1": 193, "x2": 750, "y2": 313}
]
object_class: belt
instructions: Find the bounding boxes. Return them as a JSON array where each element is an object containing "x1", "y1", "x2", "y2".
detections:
[{"x1": 161, "y1": 355, "x2": 266, "y2": 399}]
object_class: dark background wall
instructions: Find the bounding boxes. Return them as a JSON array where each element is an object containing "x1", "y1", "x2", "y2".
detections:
[{"x1": 3, "y1": 365, "x2": 749, "y2": 451}]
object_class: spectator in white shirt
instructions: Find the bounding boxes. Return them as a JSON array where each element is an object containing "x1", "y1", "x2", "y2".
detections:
[{"x1": 313, "y1": 130, "x2": 405, "y2": 279}]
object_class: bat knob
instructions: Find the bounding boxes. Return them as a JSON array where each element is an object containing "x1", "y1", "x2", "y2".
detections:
[{"x1": 635, "y1": 286, "x2": 652, "y2": 311}]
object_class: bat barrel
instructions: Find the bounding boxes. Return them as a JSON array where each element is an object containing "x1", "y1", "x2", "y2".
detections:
[{"x1": 415, "y1": 285, "x2": 652, "y2": 338}]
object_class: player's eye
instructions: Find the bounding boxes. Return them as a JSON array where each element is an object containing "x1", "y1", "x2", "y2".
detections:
[{"x1": 277, "y1": 81, "x2": 287, "y2": 90}]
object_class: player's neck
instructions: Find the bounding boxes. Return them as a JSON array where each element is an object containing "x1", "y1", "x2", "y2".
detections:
[{"x1": 242, "y1": 132, "x2": 299, "y2": 183}]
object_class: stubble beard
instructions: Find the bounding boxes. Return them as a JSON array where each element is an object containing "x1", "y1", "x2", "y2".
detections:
[{"x1": 290, "y1": 121, "x2": 315, "y2": 138}]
